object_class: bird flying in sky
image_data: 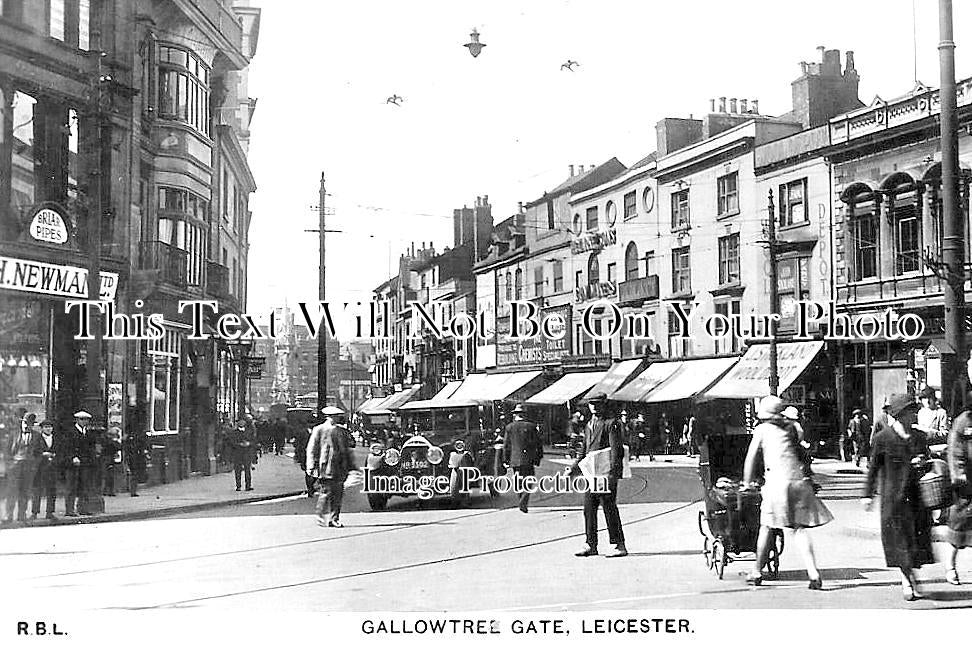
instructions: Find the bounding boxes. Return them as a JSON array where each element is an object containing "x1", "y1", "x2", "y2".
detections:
[
  {"x1": 560, "y1": 60, "x2": 579, "y2": 72},
  {"x1": 386, "y1": 95, "x2": 403, "y2": 106}
]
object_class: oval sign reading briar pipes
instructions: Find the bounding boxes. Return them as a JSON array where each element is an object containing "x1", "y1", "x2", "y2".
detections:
[{"x1": 29, "y1": 206, "x2": 69, "y2": 244}]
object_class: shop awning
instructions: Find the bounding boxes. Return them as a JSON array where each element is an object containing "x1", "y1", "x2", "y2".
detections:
[
  {"x1": 374, "y1": 384, "x2": 422, "y2": 413},
  {"x1": 704, "y1": 341, "x2": 825, "y2": 399},
  {"x1": 642, "y1": 357, "x2": 739, "y2": 403},
  {"x1": 610, "y1": 361, "x2": 683, "y2": 402},
  {"x1": 447, "y1": 370, "x2": 542, "y2": 403},
  {"x1": 398, "y1": 398, "x2": 480, "y2": 411},
  {"x1": 579, "y1": 359, "x2": 643, "y2": 400},
  {"x1": 355, "y1": 397, "x2": 387, "y2": 413},
  {"x1": 526, "y1": 371, "x2": 607, "y2": 405},
  {"x1": 430, "y1": 380, "x2": 462, "y2": 403},
  {"x1": 358, "y1": 393, "x2": 398, "y2": 415}
]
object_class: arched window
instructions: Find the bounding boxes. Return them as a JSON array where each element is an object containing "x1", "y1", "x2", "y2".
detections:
[
  {"x1": 588, "y1": 254, "x2": 600, "y2": 286},
  {"x1": 624, "y1": 242, "x2": 640, "y2": 281},
  {"x1": 505, "y1": 271, "x2": 512, "y2": 301},
  {"x1": 881, "y1": 173, "x2": 920, "y2": 275},
  {"x1": 841, "y1": 183, "x2": 878, "y2": 281},
  {"x1": 514, "y1": 268, "x2": 523, "y2": 299}
]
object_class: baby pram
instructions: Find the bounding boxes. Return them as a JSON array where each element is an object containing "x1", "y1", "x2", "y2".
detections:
[{"x1": 697, "y1": 434, "x2": 784, "y2": 579}]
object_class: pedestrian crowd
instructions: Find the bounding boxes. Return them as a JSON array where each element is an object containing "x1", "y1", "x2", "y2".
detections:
[{"x1": 0, "y1": 410, "x2": 148, "y2": 524}]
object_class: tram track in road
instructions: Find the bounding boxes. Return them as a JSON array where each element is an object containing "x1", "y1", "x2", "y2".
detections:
[
  {"x1": 136, "y1": 499, "x2": 702, "y2": 610},
  {"x1": 24, "y1": 469, "x2": 660, "y2": 582}
]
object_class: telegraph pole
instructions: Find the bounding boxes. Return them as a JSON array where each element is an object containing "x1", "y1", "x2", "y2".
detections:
[
  {"x1": 767, "y1": 190, "x2": 780, "y2": 396},
  {"x1": 317, "y1": 173, "x2": 328, "y2": 413},
  {"x1": 939, "y1": 0, "x2": 967, "y2": 411}
]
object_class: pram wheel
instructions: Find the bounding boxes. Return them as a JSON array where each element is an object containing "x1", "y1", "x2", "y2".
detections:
[
  {"x1": 703, "y1": 535, "x2": 713, "y2": 569},
  {"x1": 712, "y1": 539, "x2": 726, "y2": 579}
]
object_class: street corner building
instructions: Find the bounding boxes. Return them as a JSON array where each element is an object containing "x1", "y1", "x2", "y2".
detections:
[{"x1": 0, "y1": 1, "x2": 261, "y2": 486}]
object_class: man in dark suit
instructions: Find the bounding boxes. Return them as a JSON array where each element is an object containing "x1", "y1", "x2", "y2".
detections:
[
  {"x1": 566, "y1": 393, "x2": 627, "y2": 557},
  {"x1": 228, "y1": 419, "x2": 255, "y2": 491},
  {"x1": 4, "y1": 413, "x2": 37, "y2": 523},
  {"x1": 30, "y1": 420, "x2": 59, "y2": 520},
  {"x1": 503, "y1": 403, "x2": 543, "y2": 513},
  {"x1": 64, "y1": 411, "x2": 98, "y2": 516}
]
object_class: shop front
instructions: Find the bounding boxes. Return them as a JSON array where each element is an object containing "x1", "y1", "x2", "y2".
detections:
[
  {"x1": 0, "y1": 250, "x2": 121, "y2": 435},
  {"x1": 704, "y1": 341, "x2": 839, "y2": 454}
]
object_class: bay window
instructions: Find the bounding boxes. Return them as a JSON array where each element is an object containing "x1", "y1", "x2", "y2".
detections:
[{"x1": 157, "y1": 44, "x2": 211, "y2": 136}]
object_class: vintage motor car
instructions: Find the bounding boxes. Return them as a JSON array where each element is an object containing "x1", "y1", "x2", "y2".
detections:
[{"x1": 363, "y1": 399, "x2": 502, "y2": 510}]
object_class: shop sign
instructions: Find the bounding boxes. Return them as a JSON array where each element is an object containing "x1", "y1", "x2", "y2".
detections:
[
  {"x1": 497, "y1": 305, "x2": 572, "y2": 367},
  {"x1": 0, "y1": 255, "x2": 118, "y2": 301},
  {"x1": 575, "y1": 280, "x2": 617, "y2": 303},
  {"x1": 571, "y1": 228, "x2": 617, "y2": 254},
  {"x1": 28, "y1": 206, "x2": 69, "y2": 245}
]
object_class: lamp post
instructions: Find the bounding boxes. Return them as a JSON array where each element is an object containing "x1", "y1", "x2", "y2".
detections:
[
  {"x1": 766, "y1": 190, "x2": 780, "y2": 396},
  {"x1": 938, "y1": 0, "x2": 967, "y2": 411}
]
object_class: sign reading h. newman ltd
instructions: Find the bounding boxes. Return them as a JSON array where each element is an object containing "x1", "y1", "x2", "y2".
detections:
[{"x1": 0, "y1": 255, "x2": 118, "y2": 301}]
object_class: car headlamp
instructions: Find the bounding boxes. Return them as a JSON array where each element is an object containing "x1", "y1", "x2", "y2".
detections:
[
  {"x1": 370, "y1": 443, "x2": 385, "y2": 456},
  {"x1": 427, "y1": 446, "x2": 444, "y2": 465},
  {"x1": 384, "y1": 448, "x2": 401, "y2": 466}
]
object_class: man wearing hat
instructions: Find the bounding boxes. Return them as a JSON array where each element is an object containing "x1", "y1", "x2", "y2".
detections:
[
  {"x1": 915, "y1": 386, "x2": 949, "y2": 448},
  {"x1": 4, "y1": 413, "x2": 37, "y2": 523},
  {"x1": 228, "y1": 418, "x2": 256, "y2": 491},
  {"x1": 846, "y1": 408, "x2": 871, "y2": 467},
  {"x1": 307, "y1": 407, "x2": 357, "y2": 527},
  {"x1": 30, "y1": 420, "x2": 59, "y2": 520},
  {"x1": 566, "y1": 393, "x2": 627, "y2": 558},
  {"x1": 64, "y1": 411, "x2": 98, "y2": 516},
  {"x1": 503, "y1": 403, "x2": 543, "y2": 513}
]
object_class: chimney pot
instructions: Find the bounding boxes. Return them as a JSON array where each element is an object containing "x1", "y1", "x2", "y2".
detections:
[
  {"x1": 710, "y1": 98, "x2": 715, "y2": 112},
  {"x1": 518, "y1": 201, "x2": 523, "y2": 212},
  {"x1": 752, "y1": 99, "x2": 759, "y2": 114},
  {"x1": 483, "y1": 194, "x2": 488, "y2": 204},
  {"x1": 740, "y1": 98, "x2": 748, "y2": 113},
  {"x1": 718, "y1": 97, "x2": 727, "y2": 112},
  {"x1": 817, "y1": 45, "x2": 826, "y2": 60},
  {"x1": 569, "y1": 165, "x2": 574, "y2": 177},
  {"x1": 589, "y1": 163, "x2": 595, "y2": 172},
  {"x1": 729, "y1": 98, "x2": 738, "y2": 114},
  {"x1": 578, "y1": 165, "x2": 585, "y2": 174},
  {"x1": 845, "y1": 50, "x2": 856, "y2": 73}
]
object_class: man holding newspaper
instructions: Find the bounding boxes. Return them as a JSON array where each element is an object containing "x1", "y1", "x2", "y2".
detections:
[{"x1": 564, "y1": 392, "x2": 631, "y2": 558}]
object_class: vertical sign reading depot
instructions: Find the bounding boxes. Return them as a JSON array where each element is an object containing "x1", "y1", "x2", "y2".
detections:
[{"x1": 496, "y1": 304, "x2": 571, "y2": 367}]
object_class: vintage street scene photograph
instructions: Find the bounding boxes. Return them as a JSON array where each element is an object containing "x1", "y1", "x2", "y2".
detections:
[{"x1": 2, "y1": 0, "x2": 972, "y2": 635}]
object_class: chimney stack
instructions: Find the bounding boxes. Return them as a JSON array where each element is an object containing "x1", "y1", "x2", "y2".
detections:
[
  {"x1": 718, "y1": 97, "x2": 726, "y2": 113},
  {"x1": 845, "y1": 50, "x2": 856, "y2": 74},
  {"x1": 518, "y1": 201, "x2": 524, "y2": 213},
  {"x1": 568, "y1": 165, "x2": 574, "y2": 177},
  {"x1": 578, "y1": 165, "x2": 585, "y2": 174},
  {"x1": 752, "y1": 99, "x2": 759, "y2": 114},
  {"x1": 740, "y1": 98, "x2": 748, "y2": 113},
  {"x1": 483, "y1": 194, "x2": 488, "y2": 204},
  {"x1": 709, "y1": 98, "x2": 716, "y2": 112},
  {"x1": 729, "y1": 98, "x2": 737, "y2": 114}
]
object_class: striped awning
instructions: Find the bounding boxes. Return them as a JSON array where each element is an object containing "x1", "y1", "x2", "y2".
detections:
[{"x1": 526, "y1": 372, "x2": 607, "y2": 405}]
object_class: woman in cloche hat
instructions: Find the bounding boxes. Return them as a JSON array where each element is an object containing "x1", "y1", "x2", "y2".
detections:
[
  {"x1": 743, "y1": 395, "x2": 833, "y2": 589},
  {"x1": 863, "y1": 393, "x2": 934, "y2": 601}
]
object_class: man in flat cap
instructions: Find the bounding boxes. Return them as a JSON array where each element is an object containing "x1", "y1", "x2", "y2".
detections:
[
  {"x1": 30, "y1": 420, "x2": 59, "y2": 520},
  {"x1": 566, "y1": 392, "x2": 627, "y2": 557},
  {"x1": 64, "y1": 411, "x2": 98, "y2": 516},
  {"x1": 503, "y1": 403, "x2": 543, "y2": 513}
]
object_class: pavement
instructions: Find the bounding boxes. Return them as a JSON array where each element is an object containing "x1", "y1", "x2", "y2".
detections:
[
  {"x1": 3, "y1": 449, "x2": 971, "y2": 611},
  {"x1": 1, "y1": 450, "x2": 309, "y2": 528}
]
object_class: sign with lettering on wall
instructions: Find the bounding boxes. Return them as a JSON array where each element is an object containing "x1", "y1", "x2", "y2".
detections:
[{"x1": 28, "y1": 205, "x2": 69, "y2": 245}]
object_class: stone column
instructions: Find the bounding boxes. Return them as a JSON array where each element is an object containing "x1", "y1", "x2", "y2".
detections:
[
  {"x1": 923, "y1": 182, "x2": 938, "y2": 258},
  {"x1": 0, "y1": 77, "x2": 14, "y2": 237},
  {"x1": 878, "y1": 194, "x2": 895, "y2": 279}
]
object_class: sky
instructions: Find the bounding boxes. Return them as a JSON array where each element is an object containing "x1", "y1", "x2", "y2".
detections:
[{"x1": 244, "y1": 0, "x2": 972, "y2": 317}]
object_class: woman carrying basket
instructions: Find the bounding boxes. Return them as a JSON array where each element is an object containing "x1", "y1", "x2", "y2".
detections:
[
  {"x1": 862, "y1": 393, "x2": 934, "y2": 601},
  {"x1": 742, "y1": 396, "x2": 833, "y2": 589}
]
